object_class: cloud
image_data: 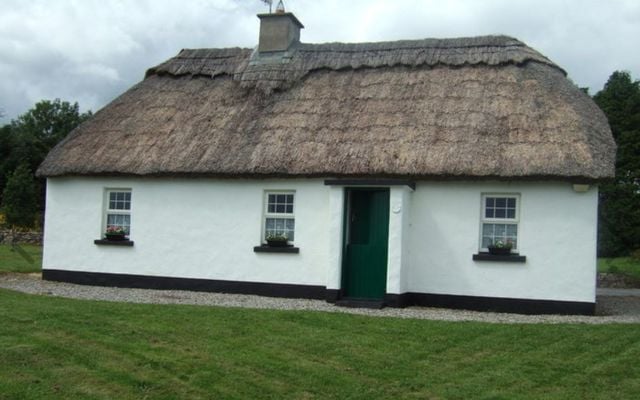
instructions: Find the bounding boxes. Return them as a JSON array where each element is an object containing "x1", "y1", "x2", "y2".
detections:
[
  {"x1": 1, "y1": 0, "x2": 638, "y2": 122},
  {"x1": 0, "y1": 0, "x2": 257, "y2": 122}
]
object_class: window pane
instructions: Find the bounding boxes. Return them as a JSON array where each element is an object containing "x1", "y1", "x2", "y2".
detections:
[
  {"x1": 265, "y1": 217, "x2": 294, "y2": 241},
  {"x1": 109, "y1": 191, "x2": 117, "y2": 209},
  {"x1": 265, "y1": 218, "x2": 275, "y2": 230},
  {"x1": 482, "y1": 224, "x2": 494, "y2": 236},
  {"x1": 108, "y1": 191, "x2": 131, "y2": 210},
  {"x1": 484, "y1": 196, "x2": 517, "y2": 220},
  {"x1": 482, "y1": 223, "x2": 517, "y2": 249},
  {"x1": 266, "y1": 192, "x2": 294, "y2": 215},
  {"x1": 107, "y1": 214, "x2": 130, "y2": 234}
]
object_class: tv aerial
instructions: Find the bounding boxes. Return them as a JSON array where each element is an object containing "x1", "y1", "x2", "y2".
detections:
[{"x1": 261, "y1": 0, "x2": 286, "y2": 13}]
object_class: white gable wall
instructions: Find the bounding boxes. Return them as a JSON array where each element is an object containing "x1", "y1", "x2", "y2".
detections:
[{"x1": 43, "y1": 177, "x2": 598, "y2": 304}]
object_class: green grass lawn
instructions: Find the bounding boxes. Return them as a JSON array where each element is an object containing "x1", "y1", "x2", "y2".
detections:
[
  {"x1": 0, "y1": 244, "x2": 42, "y2": 273},
  {"x1": 0, "y1": 289, "x2": 639, "y2": 399},
  {"x1": 598, "y1": 257, "x2": 640, "y2": 280}
]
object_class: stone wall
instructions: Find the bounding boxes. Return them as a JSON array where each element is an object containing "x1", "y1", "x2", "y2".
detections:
[
  {"x1": 598, "y1": 273, "x2": 640, "y2": 289},
  {"x1": 0, "y1": 229, "x2": 43, "y2": 245}
]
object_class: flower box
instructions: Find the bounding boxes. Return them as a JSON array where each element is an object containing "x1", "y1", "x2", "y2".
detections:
[
  {"x1": 105, "y1": 233, "x2": 127, "y2": 241},
  {"x1": 266, "y1": 239, "x2": 289, "y2": 247},
  {"x1": 488, "y1": 246, "x2": 511, "y2": 255},
  {"x1": 104, "y1": 225, "x2": 127, "y2": 241}
]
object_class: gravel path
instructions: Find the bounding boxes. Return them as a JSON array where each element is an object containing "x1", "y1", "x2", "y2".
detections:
[{"x1": 1, "y1": 273, "x2": 639, "y2": 324}]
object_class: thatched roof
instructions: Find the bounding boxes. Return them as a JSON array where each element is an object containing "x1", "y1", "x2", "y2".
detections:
[{"x1": 37, "y1": 35, "x2": 615, "y2": 181}]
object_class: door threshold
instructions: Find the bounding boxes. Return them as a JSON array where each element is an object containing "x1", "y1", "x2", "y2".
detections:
[{"x1": 335, "y1": 299, "x2": 385, "y2": 309}]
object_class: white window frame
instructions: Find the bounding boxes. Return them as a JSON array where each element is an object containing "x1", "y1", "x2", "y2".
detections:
[
  {"x1": 103, "y1": 188, "x2": 132, "y2": 237},
  {"x1": 479, "y1": 193, "x2": 520, "y2": 252},
  {"x1": 262, "y1": 191, "x2": 295, "y2": 243}
]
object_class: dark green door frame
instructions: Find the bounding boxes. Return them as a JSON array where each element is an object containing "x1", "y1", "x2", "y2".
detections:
[{"x1": 341, "y1": 188, "x2": 390, "y2": 300}]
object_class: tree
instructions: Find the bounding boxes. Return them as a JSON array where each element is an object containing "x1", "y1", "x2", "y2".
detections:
[
  {"x1": 0, "y1": 99, "x2": 92, "y2": 210},
  {"x1": 10, "y1": 99, "x2": 92, "y2": 173},
  {"x1": 0, "y1": 124, "x2": 18, "y2": 208},
  {"x1": 0, "y1": 124, "x2": 12, "y2": 193},
  {"x1": 593, "y1": 71, "x2": 640, "y2": 256},
  {"x1": 1, "y1": 164, "x2": 37, "y2": 228},
  {"x1": 593, "y1": 71, "x2": 640, "y2": 141}
]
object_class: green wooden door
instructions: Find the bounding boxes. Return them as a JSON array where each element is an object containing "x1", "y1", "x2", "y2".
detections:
[{"x1": 342, "y1": 189, "x2": 390, "y2": 300}]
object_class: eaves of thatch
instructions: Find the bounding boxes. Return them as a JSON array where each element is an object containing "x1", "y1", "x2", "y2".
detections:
[{"x1": 37, "y1": 35, "x2": 616, "y2": 181}]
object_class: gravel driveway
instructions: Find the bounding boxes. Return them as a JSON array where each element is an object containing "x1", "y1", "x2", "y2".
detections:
[{"x1": 1, "y1": 273, "x2": 639, "y2": 324}]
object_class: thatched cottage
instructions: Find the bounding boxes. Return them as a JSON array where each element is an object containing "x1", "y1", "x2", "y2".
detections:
[{"x1": 38, "y1": 11, "x2": 615, "y2": 314}]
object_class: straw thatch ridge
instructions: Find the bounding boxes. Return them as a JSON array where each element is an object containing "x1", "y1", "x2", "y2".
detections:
[
  {"x1": 147, "y1": 36, "x2": 565, "y2": 93},
  {"x1": 37, "y1": 35, "x2": 615, "y2": 180}
]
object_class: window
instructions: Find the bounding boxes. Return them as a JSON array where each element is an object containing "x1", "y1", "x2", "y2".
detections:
[
  {"x1": 105, "y1": 189, "x2": 132, "y2": 236},
  {"x1": 263, "y1": 191, "x2": 295, "y2": 242},
  {"x1": 480, "y1": 194, "x2": 519, "y2": 251}
]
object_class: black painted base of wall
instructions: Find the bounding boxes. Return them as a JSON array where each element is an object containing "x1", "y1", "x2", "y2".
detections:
[
  {"x1": 42, "y1": 269, "x2": 325, "y2": 300},
  {"x1": 325, "y1": 289, "x2": 340, "y2": 303},
  {"x1": 42, "y1": 269, "x2": 595, "y2": 315},
  {"x1": 386, "y1": 292, "x2": 595, "y2": 315},
  {"x1": 384, "y1": 293, "x2": 412, "y2": 308}
]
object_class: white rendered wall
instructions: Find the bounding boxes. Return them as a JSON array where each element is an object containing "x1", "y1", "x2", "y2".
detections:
[
  {"x1": 406, "y1": 182, "x2": 599, "y2": 303},
  {"x1": 386, "y1": 186, "x2": 413, "y2": 294},
  {"x1": 44, "y1": 178, "x2": 599, "y2": 303},
  {"x1": 43, "y1": 178, "x2": 331, "y2": 286},
  {"x1": 326, "y1": 186, "x2": 345, "y2": 290}
]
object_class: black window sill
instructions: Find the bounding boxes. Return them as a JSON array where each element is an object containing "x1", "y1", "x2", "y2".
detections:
[
  {"x1": 254, "y1": 245, "x2": 300, "y2": 254},
  {"x1": 473, "y1": 253, "x2": 526, "y2": 262},
  {"x1": 94, "y1": 239, "x2": 134, "y2": 246}
]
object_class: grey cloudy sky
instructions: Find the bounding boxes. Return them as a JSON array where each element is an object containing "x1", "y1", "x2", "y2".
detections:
[{"x1": 1, "y1": 0, "x2": 639, "y2": 122}]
